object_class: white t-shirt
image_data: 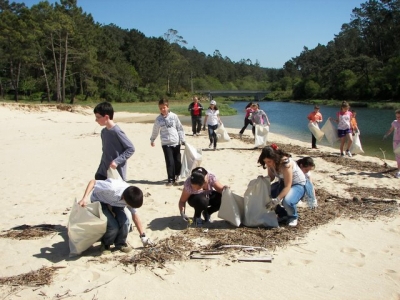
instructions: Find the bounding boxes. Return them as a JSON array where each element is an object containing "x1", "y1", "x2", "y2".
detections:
[{"x1": 206, "y1": 109, "x2": 220, "y2": 126}]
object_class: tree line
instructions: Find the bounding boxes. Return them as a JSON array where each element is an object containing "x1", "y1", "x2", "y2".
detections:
[{"x1": 0, "y1": 0, "x2": 399, "y2": 103}]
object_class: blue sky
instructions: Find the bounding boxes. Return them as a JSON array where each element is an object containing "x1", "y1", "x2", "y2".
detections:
[{"x1": 24, "y1": 0, "x2": 366, "y2": 68}]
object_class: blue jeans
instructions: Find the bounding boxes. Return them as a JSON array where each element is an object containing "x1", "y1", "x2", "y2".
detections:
[
  {"x1": 304, "y1": 179, "x2": 315, "y2": 201},
  {"x1": 100, "y1": 203, "x2": 129, "y2": 247},
  {"x1": 281, "y1": 184, "x2": 305, "y2": 220},
  {"x1": 207, "y1": 124, "x2": 218, "y2": 147}
]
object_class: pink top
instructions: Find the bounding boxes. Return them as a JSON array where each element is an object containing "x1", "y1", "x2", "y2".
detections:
[
  {"x1": 392, "y1": 120, "x2": 400, "y2": 141},
  {"x1": 183, "y1": 173, "x2": 217, "y2": 196},
  {"x1": 245, "y1": 107, "x2": 253, "y2": 118},
  {"x1": 336, "y1": 111, "x2": 353, "y2": 130}
]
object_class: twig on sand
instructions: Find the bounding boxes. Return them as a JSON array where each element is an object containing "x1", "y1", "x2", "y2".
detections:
[
  {"x1": 377, "y1": 148, "x2": 388, "y2": 167},
  {"x1": 83, "y1": 278, "x2": 115, "y2": 293}
]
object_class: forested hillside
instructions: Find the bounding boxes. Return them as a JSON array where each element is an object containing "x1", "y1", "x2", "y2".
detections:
[{"x1": 0, "y1": 0, "x2": 399, "y2": 103}]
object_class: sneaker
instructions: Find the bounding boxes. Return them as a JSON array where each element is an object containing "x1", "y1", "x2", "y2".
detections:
[
  {"x1": 288, "y1": 219, "x2": 298, "y2": 227},
  {"x1": 213, "y1": 147, "x2": 216, "y2": 151},
  {"x1": 239, "y1": 133, "x2": 243, "y2": 139},
  {"x1": 208, "y1": 143, "x2": 212, "y2": 148},
  {"x1": 340, "y1": 152, "x2": 345, "y2": 157},
  {"x1": 115, "y1": 244, "x2": 133, "y2": 253},
  {"x1": 346, "y1": 150, "x2": 352, "y2": 157},
  {"x1": 194, "y1": 217, "x2": 203, "y2": 227},
  {"x1": 100, "y1": 244, "x2": 111, "y2": 255},
  {"x1": 173, "y1": 181, "x2": 179, "y2": 186},
  {"x1": 166, "y1": 182, "x2": 173, "y2": 187},
  {"x1": 202, "y1": 210, "x2": 211, "y2": 223},
  {"x1": 396, "y1": 171, "x2": 400, "y2": 178}
]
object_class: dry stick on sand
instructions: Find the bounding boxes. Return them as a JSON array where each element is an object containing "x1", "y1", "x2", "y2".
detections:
[{"x1": 377, "y1": 148, "x2": 389, "y2": 167}]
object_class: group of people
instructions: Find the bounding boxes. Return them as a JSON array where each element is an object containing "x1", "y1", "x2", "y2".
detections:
[
  {"x1": 238, "y1": 102, "x2": 270, "y2": 139},
  {"x1": 77, "y1": 98, "x2": 400, "y2": 256}
]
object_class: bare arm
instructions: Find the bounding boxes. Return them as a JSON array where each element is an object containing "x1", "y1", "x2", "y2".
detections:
[
  {"x1": 178, "y1": 189, "x2": 191, "y2": 214},
  {"x1": 78, "y1": 179, "x2": 96, "y2": 207},
  {"x1": 132, "y1": 212, "x2": 145, "y2": 236},
  {"x1": 384, "y1": 125, "x2": 395, "y2": 137},
  {"x1": 277, "y1": 164, "x2": 293, "y2": 200},
  {"x1": 212, "y1": 180, "x2": 227, "y2": 194}
]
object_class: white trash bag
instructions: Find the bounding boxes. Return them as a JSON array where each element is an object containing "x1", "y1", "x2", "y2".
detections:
[
  {"x1": 321, "y1": 119, "x2": 339, "y2": 146},
  {"x1": 68, "y1": 199, "x2": 107, "y2": 257},
  {"x1": 254, "y1": 125, "x2": 269, "y2": 148},
  {"x1": 180, "y1": 142, "x2": 202, "y2": 179},
  {"x1": 349, "y1": 131, "x2": 364, "y2": 154},
  {"x1": 242, "y1": 176, "x2": 279, "y2": 228},
  {"x1": 218, "y1": 187, "x2": 244, "y2": 227},
  {"x1": 215, "y1": 123, "x2": 231, "y2": 143},
  {"x1": 308, "y1": 122, "x2": 324, "y2": 141}
]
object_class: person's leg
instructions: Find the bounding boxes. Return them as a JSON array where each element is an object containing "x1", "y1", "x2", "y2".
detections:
[
  {"x1": 191, "y1": 117, "x2": 196, "y2": 135},
  {"x1": 95, "y1": 173, "x2": 107, "y2": 180},
  {"x1": 339, "y1": 136, "x2": 345, "y2": 154},
  {"x1": 162, "y1": 145, "x2": 175, "y2": 183},
  {"x1": 210, "y1": 124, "x2": 218, "y2": 148},
  {"x1": 187, "y1": 194, "x2": 209, "y2": 218},
  {"x1": 207, "y1": 125, "x2": 213, "y2": 146},
  {"x1": 111, "y1": 206, "x2": 129, "y2": 247},
  {"x1": 346, "y1": 132, "x2": 353, "y2": 152},
  {"x1": 196, "y1": 117, "x2": 202, "y2": 134},
  {"x1": 311, "y1": 134, "x2": 317, "y2": 148},
  {"x1": 281, "y1": 185, "x2": 305, "y2": 222},
  {"x1": 252, "y1": 125, "x2": 256, "y2": 136},
  {"x1": 100, "y1": 203, "x2": 119, "y2": 247},
  {"x1": 207, "y1": 191, "x2": 222, "y2": 215},
  {"x1": 171, "y1": 144, "x2": 182, "y2": 179},
  {"x1": 239, "y1": 118, "x2": 250, "y2": 134}
]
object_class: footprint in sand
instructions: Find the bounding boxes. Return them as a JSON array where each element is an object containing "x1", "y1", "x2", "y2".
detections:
[
  {"x1": 285, "y1": 259, "x2": 313, "y2": 266},
  {"x1": 340, "y1": 247, "x2": 365, "y2": 258},
  {"x1": 385, "y1": 269, "x2": 400, "y2": 283},
  {"x1": 327, "y1": 230, "x2": 346, "y2": 239},
  {"x1": 341, "y1": 247, "x2": 366, "y2": 267}
]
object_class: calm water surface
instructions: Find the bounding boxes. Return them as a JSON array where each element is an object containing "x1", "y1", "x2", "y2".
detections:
[{"x1": 180, "y1": 101, "x2": 396, "y2": 160}]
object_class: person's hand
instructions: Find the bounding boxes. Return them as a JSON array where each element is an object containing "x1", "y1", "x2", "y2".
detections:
[
  {"x1": 180, "y1": 211, "x2": 190, "y2": 222},
  {"x1": 383, "y1": 134, "x2": 388, "y2": 140},
  {"x1": 109, "y1": 161, "x2": 117, "y2": 169},
  {"x1": 78, "y1": 198, "x2": 87, "y2": 207},
  {"x1": 309, "y1": 199, "x2": 318, "y2": 210},
  {"x1": 222, "y1": 185, "x2": 229, "y2": 192},
  {"x1": 151, "y1": 141, "x2": 155, "y2": 147},
  {"x1": 141, "y1": 236, "x2": 154, "y2": 247},
  {"x1": 265, "y1": 198, "x2": 281, "y2": 211}
]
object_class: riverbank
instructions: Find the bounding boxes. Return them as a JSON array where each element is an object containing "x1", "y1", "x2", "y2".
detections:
[{"x1": 0, "y1": 104, "x2": 399, "y2": 300}]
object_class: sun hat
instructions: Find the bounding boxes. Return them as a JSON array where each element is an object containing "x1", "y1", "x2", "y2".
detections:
[{"x1": 210, "y1": 100, "x2": 216, "y2": 105}]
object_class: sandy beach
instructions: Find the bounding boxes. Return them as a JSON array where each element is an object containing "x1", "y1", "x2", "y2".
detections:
[{"x1": 0, "y1": 103, "x2": 399, "y2": 300}]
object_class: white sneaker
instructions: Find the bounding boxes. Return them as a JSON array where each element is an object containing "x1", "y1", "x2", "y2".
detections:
[
  {"x1": 288, "y1": 219, "x2": 298, "y2": 227},
  {"x1": 396, "y1": 171, "x2": 400, "y2": 178},
  {"x1": 346, "y1": 150, "x2": 352, "y2": 157}
]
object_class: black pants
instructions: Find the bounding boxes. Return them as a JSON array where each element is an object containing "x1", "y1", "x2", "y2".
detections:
[
  {"x1": 162, "y1": 144, "x2": 182, "y2": 183},
  {"x1": 311, "y1": 134, "x2": 317, "y2": 148},
  {"x1": 239, "y1": 117, "x2": 253, "y2": 134},
  {"x1": 188, "y1": 191, "x2": 222, "y2": 218},
  {"x1": 191, "y1": 116, "x2": 202, "y2": 134}
]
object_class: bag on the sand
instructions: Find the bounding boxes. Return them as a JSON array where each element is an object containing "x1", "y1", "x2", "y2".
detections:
[
  {"x1": 254, "y1": 125, "x2": 269, "y2": 148},
  {"x1": 308, "y1": 122, "x2": 324, "y2": 141},
  {"x1": 349, "y1": 131, "x2": 364, "y2": 154},
  {"x1": 242, "y1": 176, "x2": 279, "y2": 228},
  {"x1": 218, "y1": 187, "x2": 244, "y2": 227},
  {"x1": 68, "y1": 199, "x2": 107, "y2": 257},
  {"x1": 180, "y1": 142, "x2": 202, "y2": 178},
  {"x1": 215, "y1": 123, "x2": 231, "y2": 142},
  {"x1": 321, "y1": 119, "x2": 339, "y2": 145}
]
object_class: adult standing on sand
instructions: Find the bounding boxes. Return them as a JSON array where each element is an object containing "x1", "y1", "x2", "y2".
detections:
[
  {"x1": 188, "y1": 96, "x2": 203, "y2": 136},
  {"x1": 238, "y1": 102, "x2": 254, "y2": 139}
]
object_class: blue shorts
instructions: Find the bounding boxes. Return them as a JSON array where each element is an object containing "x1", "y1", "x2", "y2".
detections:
[{"x1": 338, "y1": 129, "x2": 351, "y2": 138}]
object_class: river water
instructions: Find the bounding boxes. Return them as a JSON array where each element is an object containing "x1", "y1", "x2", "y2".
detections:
[{"x1": 179, "y1": 101, "x2": 397, "y2": 160}]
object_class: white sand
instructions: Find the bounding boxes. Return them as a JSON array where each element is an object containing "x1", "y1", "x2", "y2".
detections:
[{"x1": 0, "y1": 103, "x2": 399, "y2": 300}]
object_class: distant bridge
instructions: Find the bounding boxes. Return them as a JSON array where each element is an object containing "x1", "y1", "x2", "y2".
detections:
[{"x1": 195, "y1": 90, "x2": 270, "y2": 101}]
